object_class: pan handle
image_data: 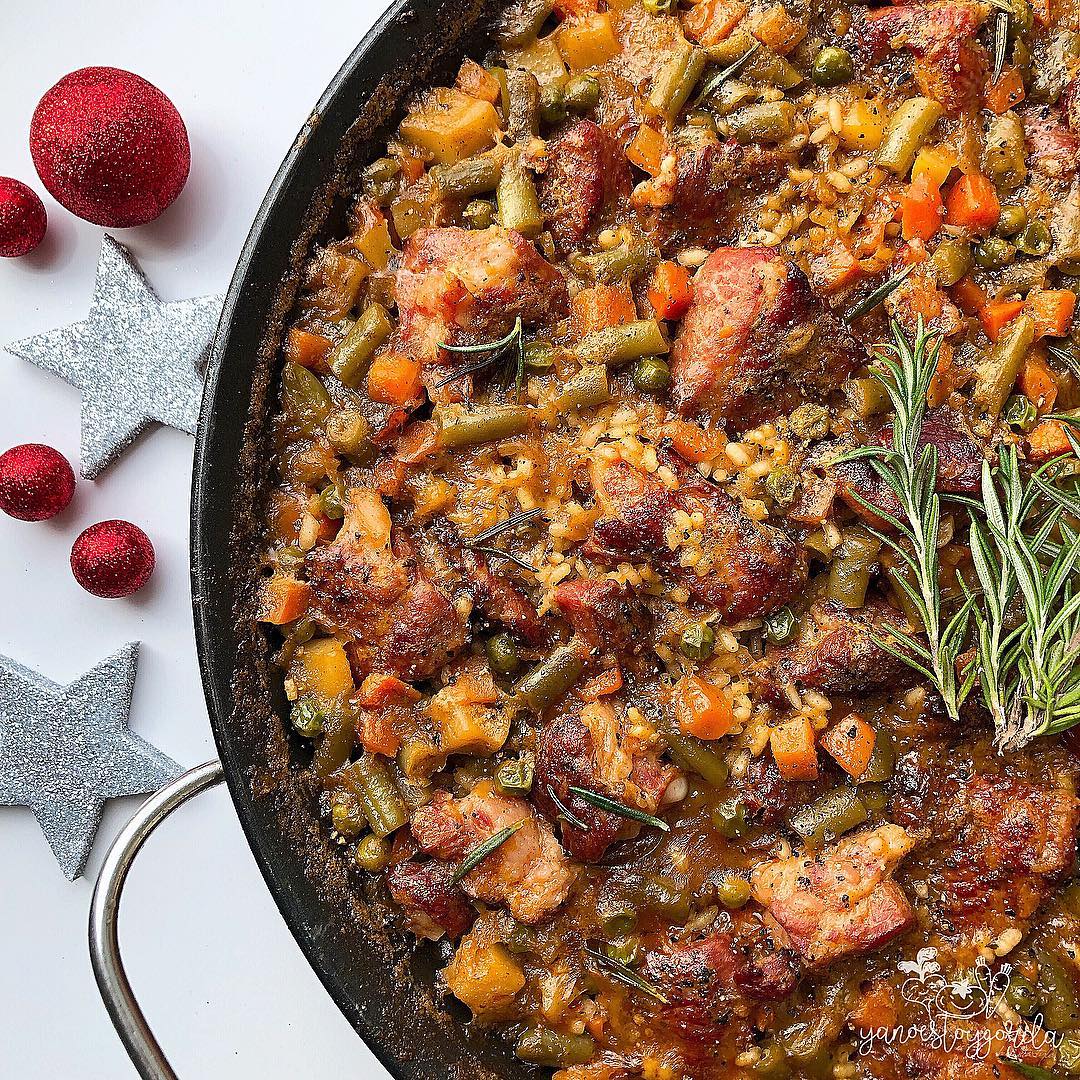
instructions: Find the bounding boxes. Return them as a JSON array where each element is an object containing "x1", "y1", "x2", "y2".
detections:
[{"x1": 89, "y1": 760, "x2": 225, "y2": 1080}]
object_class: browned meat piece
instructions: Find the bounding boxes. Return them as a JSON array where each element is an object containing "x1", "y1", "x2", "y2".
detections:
[
  {"x1": 1063, "y1": 74, "x2": 1080, "y2": 134},
  {"x1": 833, "y1": 407, "x2": 984, "y2": 528},
  {"x1": 395, "y1": 226, "x2": 568, "y2": 380},
  {"x1": 306, "y1": 489, "x2": 466, "y2": 679},
  {"x1": 538, "y1": 120, "x2": 632, "y2": 252},
  {"x1": 668, "y1": 247, "x2": 864, "y2": 427},
  {"x1": 533, "y1": 700, "x2": 676, "y2": 861},
  {"x1": 552, "y1": 578, "x2": 647, "y2": 654},
  {"x1": 385, "y1": 859, "x2": 475, "y2": 940},
  {"x1": 584, "y1": 457, "x2": 805, "y2": 621},
  {"x1": 730, "y1": 754, "x2": 811, "y2": 825},
  {"x1": 458, "y1": 547, "x2": 543, "y2": 643},
  {"x1": 751, "y1": 824, "x2": 916, "y2": 965},
  {"x1": 768, "y1": 598, "x2": 915, "y2": 696},
  {"x1": 641, "y1": 912, "x2": 800, "y2": 1041},
  {"x1": 1022, "y1": 105, "x2": 1080, "y2": 184},
  {"x1": 410, "y1": 783, "x2": 577, "y2": 924},
  {"x1": 860, "y1": 3, "x2": 988, "y2": 112}
]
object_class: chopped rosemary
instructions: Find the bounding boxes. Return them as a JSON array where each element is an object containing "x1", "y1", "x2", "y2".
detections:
[
  {"x1": 467, "y1": 506, "x2": 545, "y2": 546},
  {"x1": 451, "y1": 821, "x2": 524, "y2": 884},
  {"x1": 992, "y1": 9, "x2": 1009, "y2": 83},
  {"x1": 693, "y1": 41, "x2": 762, "y2": 107},
  {"x1": 846, "y1": 264, "x2": 914, "y2": 322},
  {"x1": 583, "y1": 944, "x2": 669, "y2": 1005},
  {"x1": 548, "y1": 785, "x2": 588, "y2": 831},
  {"x1": 435, "y1": 317, "x2": 525, "y2": 397},
  {"x1": 568, "y1": 786, "x2": 670, "y2": 832},
  {"x1": 475, "y1": 545, "x2": 539, "y2": 573}
]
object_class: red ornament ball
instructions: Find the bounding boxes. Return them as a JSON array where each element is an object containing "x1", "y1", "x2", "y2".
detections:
[
  {"x1": 71, "y1": 520, "x2": 155, "y2": 598},
  {"x1": 0, "y1": 444, "x2": 75, "y2": 521},
  {"x1": 0, "y1": 178, "x2": 47, "y2": 258},
  {"x1": 30, "y1": 67, "x2": 190, "y2": 228}
]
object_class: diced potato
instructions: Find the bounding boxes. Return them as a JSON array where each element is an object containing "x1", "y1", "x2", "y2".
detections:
[
  {"x1": 911, "y1": 145, "x2": 957, "y2": 189},
  {"x1": 557, "y1": 13, "x2": 621, "y2": 72},
  {"x1": 294, "y1": 638, "x2": 354, "y2": 702},
  {"x1": 430, "y1": 674, "x2": 508, "y2": 756},
  {"x1": 751, "y1": 5, "x2": 806, "y2": 55},
  {"x1": 445, "y1": 932, "x2": 526, "y2": 1016},
  {"x1": 400, "y1": 88, "x2": 500, "y2": 165},
  {"x1": 504, "y1": 37, "x2": 568, "y2": 87},
  {"x1": 318, "y1": 252, "x2": 370, "y2": 319},
  {"x1": 354, "y1": 218, "x2": 393, "y2": 271},
  {"x1": 840, "y1": 99, "x2": 886, "y2": 152}
]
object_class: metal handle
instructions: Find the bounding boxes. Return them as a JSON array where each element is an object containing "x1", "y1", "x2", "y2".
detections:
[{"x1": 90, "y1": 760, "x2": 225, "y2": 1080}]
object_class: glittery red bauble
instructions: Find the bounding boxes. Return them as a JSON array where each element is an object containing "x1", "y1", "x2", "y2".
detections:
[
  {"x1": 71, "y1": 520, "x2": 155, "y2": 598},
  {"x1": 0, "y1": 178, "x2": 47, "y2": 258},
  {"x1": 0, "y1": 444, "x2": 75, "y2": 521},
  {"x1": 30, "y1": 67, "x2": 190, "y2": 228}
]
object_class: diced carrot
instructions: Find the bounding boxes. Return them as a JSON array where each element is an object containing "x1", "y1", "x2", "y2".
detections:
[
  {"x1": 258, "y1": 576, "x2": 311, "y2": 625},
  {"x1": 944, "y1": 173, "x2": 1001, "y2": 235},
  {"x1": 770, "y1": 717, "x2": 819, "y2": 781},
  {"x1": 285, "y1": 328, "x2": 334, "y2": 368},
  {"x1": 979, "y1": 299, "x2": 1025, "y2": 342},
  {"x1": 900, "y1": 175, "x2": 944, "y2": 243},
  {"x1": 849, "y1": 981, "x2": 900, "y2": 1032},
  {"x1": 396, "y1": 149, "x2": 425, "y2": 186},
  {"x1": 951, "y1": 275, "x2": 986, "y2": 316},
  {"x1": 808, "y1": 239, "x2": 863, "y2": 294},
  {"x1": 1018, "y1": 353, "x2": 1059, "y2": 412},
  {"x1": 1027, "y1": 419, "x2": 1074, "y2": 462},
  {"x1": 684, "y1": 0, "x2": 749, "y2": 46},
  {"x1": 667, "y1": 419, "x2": 727, "y2": 464},
  {"x1": 367, "y1": 351, "x2": 423, "y2": 405},
  {"x1": 554, "y1": 0, "x2": 600, "y2": 16},
  {"x1": 454, "y1": 58, "x2": 501, "y2": 104},
  {"x1": 626, "y1": 125, "x2": 666, "y2": 176},
  {"x1": 678, "y1": 675, "x2": 736, "y2": 740},
  {"x1": 647, "y1": 261, "x2": 694, "y2": 321},
  {"x1": 1028, "y1": 288, "x2": 1077, "y2": 340},
  {"x1": 985, "y1": 66, "x2": 1026, "y2": 114},
  {"x1": 820, "y1": 714, "x2": 876, "y2": 779},
  {"x1": 358, "y1": 672, "x2": 422, "y2": 709},
  {"x1": 571, "y1": 284, "x2": 637, "y2": 335},
  {"x1": 581, "y1": 666, "x2": 624, "y2": 700},
  {"x1": 360, "y1": 711, "x2": 403, "y2": 757}
]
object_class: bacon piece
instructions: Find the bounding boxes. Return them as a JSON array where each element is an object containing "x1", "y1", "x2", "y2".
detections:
[
  {"x1": 410, "y1": 784, "x2": 577, "y2": 924},
  {"x1": 751, "y1": 824, "x2": 916, "y2": 965},
  {"x1": 457, "y1": 547, "x2": 544, "y2": 644},
  {"x1": 385, "y1": 859, "x2": 476, "y2": 940},
  {"x1": 533, "y1": 701, "x2": 676, "y2": 862},
  {"x1": 552, "y1": 578, "x2": 648, "y2": 654},
  {"x1": 1021, "y1": 105, "x2": 1080, "y2": 184},
  {"x1": 538, "y1": 120, "x2": 632, "y2": 252},
  {"x1": 668, "y1": 247, "x2": 864, "y2": 427}
]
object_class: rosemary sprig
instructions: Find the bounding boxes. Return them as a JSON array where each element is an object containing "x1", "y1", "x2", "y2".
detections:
[
  {"x1": 846, "y1": 264, "x2": 914, "y2": 322},
  {"x1": 435, "y1": 317, "x2": 525, "y2": 397},
  {"x1": 547, "y1": 785, "x2": 588, "y2": 831},
  {"x1": 467, "y1": 506, "x2": 545, "y2": 546},
  {"x1": 992, "y1": 9, "x2": 1009, "y2": 83},
  {"x1": 838, "y1": 319, "x2": 975, "y2": 721},
  {"x1": 451, "y1": 821, "x2": 523, "y2": 884},
  {"x1": 568, "y1": 787, "x2": 670, "y2": 832},
  {"x1": 583, "y1": 945, "x2": 669, "y2": 1004}
]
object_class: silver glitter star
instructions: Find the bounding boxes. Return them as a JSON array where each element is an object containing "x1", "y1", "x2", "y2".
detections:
[
  {"x1": 0, "y1": 643, "x2": 182, "y2": 880},
  {"x1": 5, "y1": 235, "x2": 222, "y2": 479}
]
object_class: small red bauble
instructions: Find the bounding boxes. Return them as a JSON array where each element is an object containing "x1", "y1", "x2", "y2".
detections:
[
  {"x1": 71, "y1": 520, "x2": 155, "y2": 598},
  {"x1": 30, "y1": 67, "x2": 190, "y2": 228},
  {"x1": 0, "y1": 178, "x2": 47, "y2": 258},
  {"x1": 0, "y1": 444, "x2": 75, "y2": 521}
]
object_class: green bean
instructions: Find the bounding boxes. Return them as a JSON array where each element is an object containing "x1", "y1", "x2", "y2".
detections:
[
  {"x1": 708, "y1": 38, "x2": 801, "y2": 89},
  {"x1": 727, "y1": 100, "x2": 796, "y2": 144},
  {"x1": 717, "y1": 874, "x2": 751, "y2": 909},
  {"x1": 578, "y1": 320, "x2": 668, "y2": 366},
  {"x1": 632, "y1": 356, "x2": 671, "y2": 392},
  {"x1": 325, "y1": 408, "x2": 374, "y2": 463},
  {"x1": 788, "y1": 786, "x2": 869, "y2": 846},
  {"x1": 877, "y1": 97, "x2": 944, "y2": 175},
  {"x1": 513, "y1": 645, "x2": 585, "y2": 712},
  {"x1": 600, "y1": 907, "x2": 637, "y2": 937},
  {"x1": 711, "y1": 796, "x2": 749, "y2": 837},
  {"x1": 1036, "y1": 947, "x2": 1080, "y2": 1030},
  {"x1": 494, "y1": 0, "x2": 555, "y2": 47},
  {"x1": 632, "y1": 872, "x2": 692, "y2": 920},
  {"x1": 281, "y1": 363, "x2": 332, "y2": 436},
  {"x1": 497, "y1": 159, "x2": 543, "y2": 238},
  {"x1": 983, "y1": 111, "x2": 1028, "y2": 187},
  {"x1": 858, "y1": 727, "x2": 895, "y2": 784},
  {"x1": 763, "y1": 605, "x2": 796, "y2": 645},
  {"x1": 438, "y1": 404, "x2": 533, "y2": 448},
  {"x1": 658, "y1": 720, "x2": 729, "y2": 787},
  {"x1": 860, "y1": 782, "x2": 888, "y2": 811},
  {"x1": 930, "y1": 239, "x2": 973, "y2": 287},
  {"x1": 649, "y1": 40, "x2": 707, "y2": 120},
  {"x1": 811, "y1": 46, "x2": 853, "y2": 87},
  {"x1": 505, "y1": 68, "x2": 540, "y2": 141},
  {"x1": 432, "y1": 152, "x2": 503, "y2": 200},
  {"x1": 564, "y1": 74, "x2": 600, "y2": 113},
  {"x1": 680, "y1": 621, "x2": 715, "y2": 660},
  {"x1": 486, "y1": 632, "x2": 521, "y2": 675},
  {"x1": 569, "y1": 243, "x2": 646, "y2": 284},
  {"x1": 524, "y1": 339, "x2": 557, "y2": 372},
  {"x1": 329, "y1": 303, "x2": 392, "y2": 387},
  {"x1": 362, "y1": 157, "x2": 401, "y2": 203},
  {"x1": 554, "y1": 365, "x2": 610, "y2": 412},
  {"x1": 312, "y1": 706, "x2": 357, "y2": 779},
  {"x1": 355, "y1": 833, "x2": 391, "y2": 872},
  {"x1": 495, "y1": 755, "x2": 535, "y2": 796},
  {"x1": 516, "y1": 1028, "x2": 595, "y2": 1067},
  {"x1": 974, "y1": 313, "x2": 1034, "y2": 415},
  {"x1": 539, "y1": 80, "x2": 567, "y2": 126},
  {"x1": 341, "y1": 754, "x2": 408, "y2": 837},
  {"x1": 826, "y1": 529, "x2": 881, "y2": 609}
]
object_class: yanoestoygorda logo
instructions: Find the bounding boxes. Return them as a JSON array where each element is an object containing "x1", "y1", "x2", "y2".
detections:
[{"x1": 855, "y1": 947, "x2": 1064, "y2": 1062}]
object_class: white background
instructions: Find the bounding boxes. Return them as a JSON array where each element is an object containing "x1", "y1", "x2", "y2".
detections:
[{"x1": 1, "y1": 2, "x2": 392, "y2": 1076}]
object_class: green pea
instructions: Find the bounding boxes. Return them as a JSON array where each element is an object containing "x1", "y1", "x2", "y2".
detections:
[
  {"x1": 711, "y1": 797, "x2": 749, "y2": 838},
  {"x1": 680, "y1": 621, "x2": 715, "y2": 660},
  {"x1": 539, "y1": 81, "x2": 567, "y2": 126},
  {"x1": 290, "y1": 696, "x2": 325, "y2": 738},
  {"x1": 355, "y1": 833, "x2": 391, "y2": 872},
  {"x1": 462, "y1": 199, "x2": 496, "y2": 230},
  {"x1": 600, "y1": 909, "x2": 637, "y2": 937},
  {"x1": 644, "y1": 0, "x2": 676, "y2": 13},
  {"x1": 524, "y1": 339, "x2": 557, "y2": 373},
  {"x1": 717, "y1": 874, "x2": 752, "y2": 909},
  {"x1": 765, "y1": 466, "x2": 798, "y2": 507},
  {"x1": 319, "y1": 484, "x2": 345, "y2": 521},
  {"x1": 632, "y1": 355, "x2": 671, "y2": 393},
  {"x1": 1004, "y1": 393, "x2": 1038, "y2": 431},
  {"x1": 931, "y1": 238, "x2": 973, "y2": 287},
  {"x1": 563, "y1": 74, "x2": 600, "y2": 113},
  {"x1": 486, "y1": 632, "x2": 521, "y2": 675},
  {"x1": 1005, "y1": 973, "x2": 1039, "y2": 1017},
  {"x1": 764, "y1": 606, "x2": 797, "y2": 645},
  {"x1": 788, "y1": 402, "x2": 829, "y2": 440},
  {"x1": 973, "y1": 237, "x2": 1017, "y2": 269},
  {"x1": 810, "y1": 46, "x2": 854, "y2": 87},
  {"x1": 495, "y1": 755, "x2": 535, "y2": 797},
  {"x1": 996, "y1": 204, "x2": 1028, "y2": 237},
  {"x1": 1016, "y1": 219, "x2": 1052, "y2": 256},
  {"x1": 331, "y1": 791, "x2": 367, "y2": 837}
]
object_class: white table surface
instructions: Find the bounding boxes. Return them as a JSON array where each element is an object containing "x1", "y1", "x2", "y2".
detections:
[{"x1": 1, "y1": 2, "x2": 393, "y2": 1076}]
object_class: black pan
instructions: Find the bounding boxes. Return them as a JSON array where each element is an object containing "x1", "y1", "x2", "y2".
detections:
[{"x1": 189, "y1": 1, "x2": 530, "y2": 1076}]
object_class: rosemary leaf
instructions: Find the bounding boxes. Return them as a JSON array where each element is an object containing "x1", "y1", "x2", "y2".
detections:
[
  {"x1": 434, "y1": 317, "x2": 525, "y2": 396},
  {"x1": 693, "y1": 41, "x2": 762, "y2": 107},
  {"x1": 992, "y1": 9, "x2": 1009, "y2": 83},
  {"x1": 548, "y1": 785, "x2": 588, "y2": 831},
  {"x1": 467, "y1": 507, "x2": 545, "y2": 547},
  {"x1": 451, "y1": 821, "x2": 524, "y2": 884},
  {"x1": 568, "y1": 786, "x2": 670, "y2": 832},
  {"x1": 474, "y1": 545, "x2": 539, "y2": 573},
  {"x1": 583, "y1": 945, "x2": 669, "y2": 1004},
  {"x1": 846, "y1": 264, "x2": 915, "y2": 322}
]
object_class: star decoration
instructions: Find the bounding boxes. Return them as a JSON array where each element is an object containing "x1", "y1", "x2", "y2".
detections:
[
  {"x1": 5, "y1": 235, "x2": 222, "y2": 479},
  {"x1": 0, "y1": 643, "x2": 182, "y2": 879}
]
